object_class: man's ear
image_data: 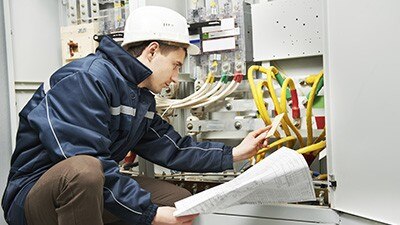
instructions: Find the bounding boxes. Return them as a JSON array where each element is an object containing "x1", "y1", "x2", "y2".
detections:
[{"x1": 146, "y1": 42, "x2": 159, "y2": 62}]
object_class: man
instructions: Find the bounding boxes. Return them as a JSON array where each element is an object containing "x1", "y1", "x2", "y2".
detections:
[{"x1": 2, "y1": 6, "x2": 270, "y2": 225}]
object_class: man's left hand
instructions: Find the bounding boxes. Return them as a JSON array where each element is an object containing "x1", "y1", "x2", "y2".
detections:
[{"x1": 232, "y1": 126, "x2": 272, "y2": 162}]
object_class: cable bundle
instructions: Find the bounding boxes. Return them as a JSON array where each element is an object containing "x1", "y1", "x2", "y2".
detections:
[{"x1": 247, "y1": 65, "x2": 326, "y2": 164}]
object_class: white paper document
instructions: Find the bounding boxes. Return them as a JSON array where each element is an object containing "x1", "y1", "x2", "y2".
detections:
[{"x1": 174, "y1": 147, "x2": 315, "y2": 216}]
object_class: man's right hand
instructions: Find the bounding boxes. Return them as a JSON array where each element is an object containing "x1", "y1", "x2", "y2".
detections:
[{"x1": 152, "y1": 206, "x2": 198, "y2": 225}]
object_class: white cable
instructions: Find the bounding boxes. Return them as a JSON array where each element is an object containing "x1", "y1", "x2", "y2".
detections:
[
  {"x1": 191, "y1": 81, "x2": 240, "y2": 108},
  {"x1": 156, "y1": 82, "x2": 212, "y2": 109},
  {"x1": 170, "y1": 80, "x2": 223, "y2": 109}
]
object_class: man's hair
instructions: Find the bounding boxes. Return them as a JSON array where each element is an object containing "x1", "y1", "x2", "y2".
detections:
[{"x1": 125, "y1": 41, "x2": 188, "y2": 58}]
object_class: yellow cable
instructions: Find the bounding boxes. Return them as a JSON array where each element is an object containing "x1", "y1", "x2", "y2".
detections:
[
  {"x1": 205, "y1": 71, "x2": 215, "y2": 83},
  {"x1": 316, "y1": 174, "x2": 328, "y2": 180},
  {"x1": 271, "y1": 61, "x2": 287, "y2": 77},
  {"x1": 264, "y1": 67, "x2": 294, "y2": 147},
  {"x1": 247, "y1": 66, "x2": 283, "y2": 144},
  {"x1": 247, "y1": 66, "x2": 273, "y2": 126},
  {"x1": 306, "y1": 71, "x2": 324, "y2": 145},
  {"x1": 280, "y1": 78, "x2": 306, "y2": 148},
  {"x1": 305, "y1": 74, "x2": 319, "y2": 85},
  {"x1": 297, "y1": 141, "x2": 326, "y2": 154},
  {"x1": 256, "y1": 81, "x2": 287, "y2": 140},
  {"x1": 248, "y1": 66, "x2": 299, "y2": 148},
  {"x1": 256, "y1": 136, "x2": 296, "y2": 156}
]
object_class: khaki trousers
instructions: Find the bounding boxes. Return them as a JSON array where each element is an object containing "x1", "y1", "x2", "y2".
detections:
[{"x1": 24, "y1": 155, "x2": 191, "y2": 225}]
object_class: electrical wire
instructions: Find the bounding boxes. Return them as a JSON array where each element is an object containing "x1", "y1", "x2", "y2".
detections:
[
  {"x1": 190, "y1": 73, "x2": 242, "y2": 108},
  {"x1": 256, "y1": 136, "x2": 297, "y2": 156},
  {"x1": 156, "y1": 72, "x2": 215, "y2": 109},
  {"x1": 306, "y1": 71, "x2": 324, "y2": 145},
  {"x1": 280, "y1": 77, "x2": 305, "y2": 148},
  {"x1": 296, "y1": 140, "x2": 326, "y2": 154}
]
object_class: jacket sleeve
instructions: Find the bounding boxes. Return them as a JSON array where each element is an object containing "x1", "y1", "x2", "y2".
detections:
[
  {"x1": 134, "y1": 114, "x2": 234, "y2": 172},
  {"x1": 27, "y1": 71, "x2": 157, "y2": 225}
]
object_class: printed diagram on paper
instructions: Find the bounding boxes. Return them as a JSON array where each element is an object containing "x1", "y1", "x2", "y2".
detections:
[{"x1": 174, "y1": 147, "x2": 316, "y2": 216}]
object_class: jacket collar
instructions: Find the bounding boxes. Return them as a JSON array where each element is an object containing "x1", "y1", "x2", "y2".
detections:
[{"x1": 96, "y1": 36, "x2": 152, "y2": 85}]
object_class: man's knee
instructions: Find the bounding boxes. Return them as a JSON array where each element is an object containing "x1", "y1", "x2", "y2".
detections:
[
  {"x1": 174, "y1": 186, "x2": 192, "y2": 200},
  {"x1": 160, "y1": 185, "x2": 192, "y2": 206},
  {"x1": 67, "y1": 155, "x2": 104, "y2": 189}
]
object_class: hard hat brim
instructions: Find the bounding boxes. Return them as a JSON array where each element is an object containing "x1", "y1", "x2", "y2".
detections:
[{"x1": 187, "y1": 44, "x2": 200, "y2": 55}]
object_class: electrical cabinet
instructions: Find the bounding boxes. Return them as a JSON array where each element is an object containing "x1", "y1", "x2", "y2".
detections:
[{"x1": 2, "y1": 0, "x2": 399, "y2": 225}]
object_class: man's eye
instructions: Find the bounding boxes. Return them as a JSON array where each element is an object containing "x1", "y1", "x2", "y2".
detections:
[{"x1": 174, "y1": 64, "x2": 181, "y2": 70}]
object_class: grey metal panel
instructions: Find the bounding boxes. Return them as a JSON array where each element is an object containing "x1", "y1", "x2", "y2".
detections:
[
  {"x1": 10, "y1": 0, "x2": 62, "y2": 82},
  {"x1": 0, "y1": 0, "x2": 12, "y2": 223},
  {"x1": 251, "y1": 0, "x2": 323, "y2": 61},
  {"x1": 339, "y1": 213, "x2": 387, "y2": 225},
  {"x1": 323, "y1": 0, "x2": 400, "y2": 224},
  {"x1": 194, "y1": 206, "x2": 338, "y2": 225},
  {"x1": 193, "y1": 205, "x2": 386, "y2": 225},
  {"x1": 214, "y1": 205, "x2": 339, "y2": 224},
  {"x1": 194, "y1": 215, "x2": 335, "y2": 225}
]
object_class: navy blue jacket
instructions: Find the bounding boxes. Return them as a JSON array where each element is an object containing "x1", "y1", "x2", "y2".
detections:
[{"x1": 2, "y1": 36, "x2": 233, "y2": 225}]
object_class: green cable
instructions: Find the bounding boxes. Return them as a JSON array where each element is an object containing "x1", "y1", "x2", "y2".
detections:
[
  {"x1": 275, "y1": 73, "x2": 291, "y2": 100},
  {"x1": 306, "y1": 77, "x2": 324, "y2": 99},
  {"x1": 221, "y1": 73, "x2": 228, "y2": 83}
]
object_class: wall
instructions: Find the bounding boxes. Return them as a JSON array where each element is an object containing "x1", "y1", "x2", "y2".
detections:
[{"x1": 0, "y1": 0, "x2": 12, "y2": 223}]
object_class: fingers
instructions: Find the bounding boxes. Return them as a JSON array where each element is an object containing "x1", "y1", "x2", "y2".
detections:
[
  {"x1": 251, "y1": 125, "x2": 271, "y2": 137},
  {"x1": 263, "y1": 139, "x2": 269, "y2": 147},
  {"x1": 177, "y1": 214, "x2": 198, "y2": 225},
  {"x1": 176, "y1": 214, "x2": 199, "y2": 223}
]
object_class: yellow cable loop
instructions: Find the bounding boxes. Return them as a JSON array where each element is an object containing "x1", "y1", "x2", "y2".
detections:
[
  {"x1": 247, "y1": 66, "x2": 282, "y2": 156},
  {"x1": 280, "y1": 78, "x2": 306, "y2": 148},
  {"x1": 256, "y1": 136, "x2": 297, "y2": 156},
  {"x1": 306, "y1": 71, "x2": 324, "y2": 145},
  {"x1": 257, "y1": 80, "x2": 292, "y2": 147},
  {"x1": 297, "y1": 140, "x2": 326, "y2": 155},
  {"x1": 247, "y1": 66, "x2": 273, "y2": 126},
  {"x1": 264, "y1": 67, "x2": 294, "y2": 147}
]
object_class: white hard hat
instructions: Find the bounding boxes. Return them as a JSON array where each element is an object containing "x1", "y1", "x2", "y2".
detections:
[{"x1": 122, "y1": 6, "x2": 200, "y2": 55}]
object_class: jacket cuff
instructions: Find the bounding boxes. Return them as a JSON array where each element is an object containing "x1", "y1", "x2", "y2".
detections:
[
  {"x1": 221, "y1": 146, "x2": 234, "y2": 171},
  {"x1": 139, "y1": 203, "x2": 158, "y2": 225}
]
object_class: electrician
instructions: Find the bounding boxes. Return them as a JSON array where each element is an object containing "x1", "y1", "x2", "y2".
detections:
[{"x1": 2, "y1": 6, "x2": 270, "y2": 225}]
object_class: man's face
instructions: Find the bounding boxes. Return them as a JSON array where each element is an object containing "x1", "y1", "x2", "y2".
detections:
[{"x1": 144, "y1": 47, "x2": 186, "y2": 94}]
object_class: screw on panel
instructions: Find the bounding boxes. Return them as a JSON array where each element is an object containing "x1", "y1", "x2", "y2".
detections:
[
  {"x1": 234, "y1": 121, "x2": 242, "y2": 130},
  {"x1": 317, "y1": 190, "x2": 325, "y2": 205},
  {"x1": 225, "y1": 103, "x2": 232, "y2": 110}
]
